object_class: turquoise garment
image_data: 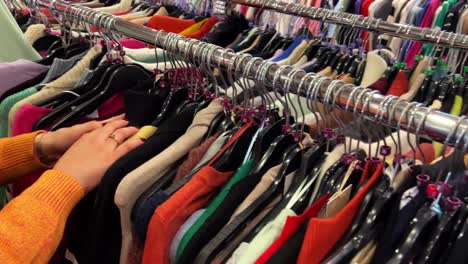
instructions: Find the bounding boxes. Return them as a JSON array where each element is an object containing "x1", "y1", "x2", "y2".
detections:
[
  {"x1": 0, "y1": 87, "x2": 37, "y2": 137},
  {"x1": 0, "y1": 0, "x2": 41, "y2": 62}
]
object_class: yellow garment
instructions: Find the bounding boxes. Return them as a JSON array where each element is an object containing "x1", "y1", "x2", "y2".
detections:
[
  {"x1": 180, "y1": 19, "x2": 207, "y2": 34},
  {"x1": 450, "y1": 95, "x2": 463, "y2": 116},
  {"x1": 129, "y1": 126, "x2": 158, "y2": 140},
  {"x1": 433, "y1": 95, "x2": 463, "y2": 158}
]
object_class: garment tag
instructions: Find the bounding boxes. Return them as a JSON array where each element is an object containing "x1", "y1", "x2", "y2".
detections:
[
  {"x1": 339, "y1": 160, "x2": 358, "y2": 192},
  {"x1": 318, "y1": 184, "x2": 352, "y2": 218}
]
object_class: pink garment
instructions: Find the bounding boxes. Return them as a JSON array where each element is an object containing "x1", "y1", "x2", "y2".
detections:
[
  {"x1": 308, "y1": 0, "x2": 322, "y2": 35},
  {"x1": 240, "y1": 5, "x2": 248, "y2": 15},
  {"x1": 119, "y1": 39, "x2": 147, "y2": 49},
  {"x1": 11, "y1": 90, "x2": 127, "y2": 196},
  {"x1": 404, "y1": 0, "x2": 441, "y2": 67}
]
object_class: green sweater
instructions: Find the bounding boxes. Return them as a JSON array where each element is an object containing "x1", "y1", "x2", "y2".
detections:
[{"x1": 176, "y1": 160, "x2": 254, "y2": 261}]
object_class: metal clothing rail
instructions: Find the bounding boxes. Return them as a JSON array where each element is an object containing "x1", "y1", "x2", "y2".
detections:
[
  {"x1": 222, "y1": 0, "x2": 468, "y2": 50},
  {"x1": 26, "y1": 0, "x2": 468, "y2": 148}
]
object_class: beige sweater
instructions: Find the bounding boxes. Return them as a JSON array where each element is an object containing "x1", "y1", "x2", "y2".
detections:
[
  {"x1": 8, "y1": 46, "x2": 101, "y2": 135},
  {"x1": 114, "y1": 99, "x2": 224, "y2": 264}
]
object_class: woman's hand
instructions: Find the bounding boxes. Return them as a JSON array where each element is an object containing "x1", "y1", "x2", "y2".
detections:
[
  {"x1": 35, "y1": 115, "x2": 125, "y2": 161},
  {"x1": 53, "y1": 119, "x2": 143, "y2": 192}
]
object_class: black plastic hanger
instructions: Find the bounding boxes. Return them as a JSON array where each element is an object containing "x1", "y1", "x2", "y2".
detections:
[
  {"x1": 33, "y1": 63, "x2": 117, "y2": 130},
  {"x1": 50, "y1": 64, "x2": 152, "y2": 130},
  {"x1": 251, "y1": 116, "x2": 291, "y2": 162},
  {"x1": 63, "y1": 41, "x2": 90, "y2": 59},
  {"x1": 150, "y1": 86, "x2": 189, "y2": 127},
  {"x1": 33, "y1": 34, "x2": 62, "y2": 52},
  {"x1": 422, "y1": 79, "x2": 441, "y2": 106},
  {"x1": 388, "y1": 203, "x2": 439, "y2": 264},
  {"x1": 36, "y1": 44, "x2": 66, "y2": 66},
  {"x1": 414, "y1": 74, "x2": 433, "y2": 103},
  {"x1": 354, "y1": 60, "x2": 367, "y2": 85},
  {"x1": 211, "y1": 124, "x2": 259, "y2": 172},
  {"x1": 416, "y1": 206, "x2": 460, "y2": 263}
]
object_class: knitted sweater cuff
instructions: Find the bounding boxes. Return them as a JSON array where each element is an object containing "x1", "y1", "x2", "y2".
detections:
[
  {"x1": 0, "y1": 131, "x2": 49, "y2": 184},
  {"x1": 23, "y1": 170, "x2": 85, "y2": 214}
]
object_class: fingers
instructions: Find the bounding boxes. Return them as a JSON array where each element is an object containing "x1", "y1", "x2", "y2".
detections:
[
  {"x1": 100, "y1": 114, "x2": 125, "y2": 125},
  {"x1": 115, "y1": 138, "x2": 144, "y2": 157},
  {"x1": 97, "y1": 119, "x2": 129, "y2": 138},
  {"x1": 106, "y1": 126, "x2": 139, "y2": 145}
]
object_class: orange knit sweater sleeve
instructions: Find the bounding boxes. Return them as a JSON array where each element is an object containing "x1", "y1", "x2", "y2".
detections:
[{"x1": 0, "y1": 132, "x2": 85, "y2": 264}]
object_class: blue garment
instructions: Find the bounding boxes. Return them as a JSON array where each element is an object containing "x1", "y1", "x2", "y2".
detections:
[
  {"x1": 416, "y1": 0, "x2": 431, "y2": 25},
  {"x1": 272, "y1": 35, "x2": 309, "y2": 62},
  {"x1": 400, "y1": 40, "x2": 412, "y2": 61},
  {"x1": 134, "y1": 191, "x2": 170, "y2": 241}
]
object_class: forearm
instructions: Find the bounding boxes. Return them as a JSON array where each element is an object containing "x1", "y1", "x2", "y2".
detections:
[
  {"x1": 0, "y1": 170, "x2": 84, "y2": 263},
  {"x1": 0, "y1": 132, "x2": 49, "y2": 185}
]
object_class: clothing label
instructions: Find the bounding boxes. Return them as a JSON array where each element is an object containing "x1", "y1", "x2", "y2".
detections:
[
  {"x1": 318, "y1": 184, "x2": 352, "y2": 218},
  {"x1": 339, "y1": 160, "x2": 358, "y2": 192}
]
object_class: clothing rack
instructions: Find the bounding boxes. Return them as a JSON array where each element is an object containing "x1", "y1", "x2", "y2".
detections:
[
  {"x1": 222, "y1": 0, "x2": 468, "y2": 50},
  {"x1": 26, "y1": 0, "x2": 468, "y2": 149}
]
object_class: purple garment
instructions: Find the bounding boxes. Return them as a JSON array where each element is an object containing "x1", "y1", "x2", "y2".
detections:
[
  {"x1": 0, "y1": 60, "x2": 48, "y2": 94},
  {"x1": 355, "y1": 0, "x2": 364, "y2": 14}
]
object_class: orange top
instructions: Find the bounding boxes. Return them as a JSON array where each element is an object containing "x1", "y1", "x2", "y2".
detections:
[
  {"x1": 297, "y1": 161, "x2": 383, "y2": 264},
  {"x1": 147, "y1": 16, "x2": 196, "y2": 33},
  {"x1": 0, "y1": 132, "x2": 85, "y2": 264}
]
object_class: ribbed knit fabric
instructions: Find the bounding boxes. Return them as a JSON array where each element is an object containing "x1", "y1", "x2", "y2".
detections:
[
  {"x1": 24, "y1": 24, "x2": 46, "y2": 45},
  {"x1": 297, "y1": 162, "x2": 383, "y2": 264},
  {"x1": 143, "y1": 166, "x2": 235, "y2": 264},
  {"x1": 142, "y1": 121, "x2": 254, "y2": 264},
  {"x1": 8, "y1": 46, "x2": 101, "y2": 135},
  {"x1": 0, "y1": 131, "x2": 46, "y2": 184},
  {"x1": 0, "y1": 132, "x2": 85, "y2": 263},
  {"x1": 0, "y1": 87, "x2": 37, "y2": 137},
  {"x1": 116, "y1": 100, "x2": 223, "y2": 264},
  {"x1": 0, "y1": 170, "x2": 84, "y2": 263},
  {"x1": 176, "y1": 160, "x2": 255, "y2": 263},
  {"x1": 173, "y1": 134, "x2": 219, "y2": 183}
]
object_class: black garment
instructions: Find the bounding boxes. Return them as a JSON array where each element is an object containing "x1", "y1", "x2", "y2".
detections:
[
  {"x1": 204, "y1": 13, "x2": 249, "y2": 48},
  {"x1": 133, "y1": 162, "x2": 207, "y2": 241},
  {"x1": 134, "y1": 191, "x2": 170, "y2": 240},
  {"x1": 124, "y1": 89, "x2": 165, "y2": 127},
  {"x1": 249, "y1": 31, "x2": 277, "y2": 56},
  {"x1": 446, "y1": 217, "x2": 468, "y2": 263},
  {"x1": 233, "y1": 33, "x2": 260, "y2": 52},
  {"x1": 266, "y1": 219, "x2": 309, "y2": 264},
  {"x1": 440, "y1": 86, "x2": 456, "y2": 113},
  {"x1": 371, "y1": 187, "x2": 427, "y2": 263},
  {"x1": 79, "y1": 106, "x2": 196, "y2": 264},
  {"x1": 178, "y1": 168, "x2": 272, "y2": 264},
  {"x1": 0, "y1": 71, "x2": 47, "y2": 103},
  {"x1": 131, "y1": 166, "x2": 179, "y2": 223},
  {"x1": 442, "y1": 0, "x2": 465, "y2": 33}
]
